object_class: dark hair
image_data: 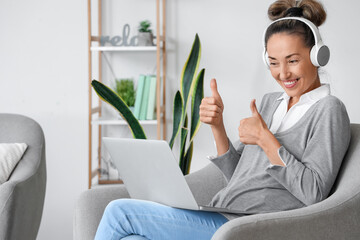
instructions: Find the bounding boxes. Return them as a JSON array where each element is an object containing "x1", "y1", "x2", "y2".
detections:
[{"x1": 265, "y1": 0, "x2": 327, "y2": 49}]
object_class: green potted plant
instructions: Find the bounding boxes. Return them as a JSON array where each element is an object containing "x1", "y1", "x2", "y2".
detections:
[
  {"x1": 168, "y1": 34, "x2": 204, "y2": 175},
  {"x1": 114, "y1": 78, "x2": 135, "y2": 112},
  {"x1": 92, "y1": 34, "x2": 204, "y2": 174},
  {"x1": 137, "y1": 20, "x2": 154, "y2": 46}
]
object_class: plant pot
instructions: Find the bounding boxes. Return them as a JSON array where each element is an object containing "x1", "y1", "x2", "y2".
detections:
[{"x1": 138, "y1": 32, "x2": 154, "y2": 46}]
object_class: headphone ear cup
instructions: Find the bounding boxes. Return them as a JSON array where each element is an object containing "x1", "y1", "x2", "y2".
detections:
[
  {"x1": 317, "y1": 45, "x2": 330, "y2": 67},
  {"x1": 310, "y1": 44, "x2": 330, "y2": 67},
  {"x1": 310, "y1": 46, "x2": 319, "y2": 67},
  {"x1": 263, "y1": 50, "x2": 270, "y2": 69}
]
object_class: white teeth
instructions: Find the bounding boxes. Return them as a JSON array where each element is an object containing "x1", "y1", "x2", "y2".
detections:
[{"x1": 284, "y1": 79, "x2": 298, "y2": 86}]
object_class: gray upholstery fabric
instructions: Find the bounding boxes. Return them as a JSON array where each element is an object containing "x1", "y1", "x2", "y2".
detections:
[
  {"x1": 0, "y1": 114, "x2": 46, "y2": 240},
  {"x1": 74, "y1": 185, "x2": 130, "y2": 240},
  {"x1": 74, "y1": 124, "x2": 360, "y2": 240}
]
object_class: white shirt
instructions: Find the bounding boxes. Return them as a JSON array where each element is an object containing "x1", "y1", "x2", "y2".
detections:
[
  {"x1": 270, "y1": 84, "x2": 331, "y2": 166},
  {"x1": 270, "y1": 84, "x2": 331, "y2": 134}
]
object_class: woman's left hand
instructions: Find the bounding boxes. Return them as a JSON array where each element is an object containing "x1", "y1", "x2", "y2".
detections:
[
  {"x1": 239, "y1": 99, "x2": 284, "y2": 166},
  {"x1": 238, "y1": 99, "x2": 268, "y2": 145}
]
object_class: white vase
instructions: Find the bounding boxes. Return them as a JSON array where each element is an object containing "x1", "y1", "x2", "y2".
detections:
[{"x1": 107, "y1": 161, "x2": 119, "y2": 180}]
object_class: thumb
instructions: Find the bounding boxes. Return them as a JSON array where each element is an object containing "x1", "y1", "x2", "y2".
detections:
[
  {"x1": 210, "y1": 78, "x2": 221, "y2": 100},
  {"x1": 250, "y1": 99, "x2": 260, "y2": 117}
]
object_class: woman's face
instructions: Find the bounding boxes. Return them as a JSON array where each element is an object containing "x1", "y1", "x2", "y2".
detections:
[{"x1": 266, "y1": 33, "x2": 320, "y2": 103}]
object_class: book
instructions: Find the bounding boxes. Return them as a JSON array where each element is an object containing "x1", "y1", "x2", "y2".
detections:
[
  {"x1": 146, "y1": 75, "x2": 157, "y2": 120},
  {"x1": 133, "y1": 75, "x2": 146, "y2": 119},
  {"x1": 139, "y1": 75, "x2": 152, "y2": 120}
]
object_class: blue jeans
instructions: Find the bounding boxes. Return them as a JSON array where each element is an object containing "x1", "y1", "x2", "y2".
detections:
[{"x1": 94, "y1": 199, "x2": 228, "y2": 240}]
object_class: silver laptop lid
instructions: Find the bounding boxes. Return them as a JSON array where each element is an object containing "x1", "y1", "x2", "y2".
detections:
[{"x1": 102, "y1": 138, "x2": 199, "y2": 210}]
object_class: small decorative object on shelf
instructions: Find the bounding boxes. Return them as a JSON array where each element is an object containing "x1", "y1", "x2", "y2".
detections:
[
  {"x1": 114, "y1": 78, "x2": 136, "y2": 113},
  {"x1": 133, "y1": 75, "x2": 146, "y2": 119},
  {"x1": 137, "y1": 20, "x2": 154, "y2": 46},
  {"x1": 145, "y1": 75, "x2": 157, "y2": 120},
  {"x1": 100, "y1": 24, "x2": 137, "y2": 46},
  {"x1": 97, "y1": 157, "x2": 120, "y2": 180},
  {"x1": 92, "y1": 34, "x2": 204, "y2": 175},
  {"x1": 106, "y1": 159, "x2": 120, "y2": 180},
  {"x1": 134, "y1": 74, "x2": 157, "y2": 120}
]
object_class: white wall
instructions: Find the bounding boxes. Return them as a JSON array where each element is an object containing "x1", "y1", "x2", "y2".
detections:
[
  {"x1": 167, "y1": 0, "x2": 360, "y2": 172},
  {"x1": 0, "y1": 1, "x2": 88, "y2": 239},
  {"x1": 0, "y1": 0, "x2": 359, "y2": 239}
]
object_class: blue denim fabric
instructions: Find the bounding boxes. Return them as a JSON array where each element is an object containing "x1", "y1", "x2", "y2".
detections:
[
  {"x1": 95, "y1": 199, "x2": 228, "y2": 240},
  {"x1": 121, "y1": 236, "x2": 148, "y2": 240}
]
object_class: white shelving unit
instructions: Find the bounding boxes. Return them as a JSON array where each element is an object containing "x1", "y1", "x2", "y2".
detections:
[
  {"x1": 87, "y1": 0, "x2": 167, "y2": 188},
  {"x1": 90, "y1": 46, "x2": 158, "y2": 52},
  {"x1": 91, "y1": 117, "x2": 158, "y2": 126}
]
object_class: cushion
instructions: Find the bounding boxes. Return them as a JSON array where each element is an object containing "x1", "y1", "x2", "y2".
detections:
[{"x1": 0, "y1": 143, "x2": 28, "y2": 184}]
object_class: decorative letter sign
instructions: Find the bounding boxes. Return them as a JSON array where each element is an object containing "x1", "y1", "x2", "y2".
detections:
[{"x1": 100, "y1": 24, "x2": 138, "y2": 46}]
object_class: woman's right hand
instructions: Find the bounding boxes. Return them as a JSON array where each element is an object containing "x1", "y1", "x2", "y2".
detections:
[
  {"x1": 200, "y1": 78, "x2": 229, "y2": 155},
  {"x1": 199, "y1": 78, "x2": 224, "y2": 128},
  {"x1": 200, "y1": 79, "x2": 229, "y2": 156}
]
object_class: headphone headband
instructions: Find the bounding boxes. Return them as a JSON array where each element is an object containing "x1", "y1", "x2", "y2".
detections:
[
  {"x1": 263, "y1": 17, "x2": 323, "y2": 48},
  {"x1": 263, "y1": 17, "x2": 330, "y2": 67}
]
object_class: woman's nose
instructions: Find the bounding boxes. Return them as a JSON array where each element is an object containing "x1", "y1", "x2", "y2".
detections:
[{"x1": 279, "y1": 64, "x2": 291, "y2": 80}]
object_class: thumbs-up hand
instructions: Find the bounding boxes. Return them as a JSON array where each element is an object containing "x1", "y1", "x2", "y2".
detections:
[
  {"x1": 199, "y1": 78, "x2": 224, "y2": 127},
  {"x1": 238, "y1": 99, "x2": 268, "y2": 145},
  {"x1": 210, "y1": 78, "x2": 222, "y2": 102},
  {"x1": 250, "y1": 99, "x2": 260, "y2": 117}
]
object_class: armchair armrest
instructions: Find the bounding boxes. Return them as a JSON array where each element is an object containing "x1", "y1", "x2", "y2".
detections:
[
  {"x1": 213, "y1": 191, "x2": 360, "y2": 240},
  {"x1": 74, "y1": 184, "x2": 130, "y2": 240}
]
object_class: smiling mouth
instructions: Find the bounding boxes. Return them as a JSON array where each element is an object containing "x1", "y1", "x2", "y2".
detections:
[{"x1": 283, "y1": 78, "x2": 299, "y2": 88}]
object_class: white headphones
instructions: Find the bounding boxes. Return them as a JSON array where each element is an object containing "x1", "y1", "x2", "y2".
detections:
[{"x1": 263, "y1": 17, "x2": 330, "y2": 68}]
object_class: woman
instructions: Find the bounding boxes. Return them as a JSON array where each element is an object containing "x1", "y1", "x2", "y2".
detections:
[{"x1": 95, "y1": 0, "x2": 351, "y2": 239}]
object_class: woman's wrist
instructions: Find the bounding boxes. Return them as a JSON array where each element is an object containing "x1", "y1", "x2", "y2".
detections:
[
  {"x1": 210, "y1": 119, "x2": 224, "y2": 132},
  {"x1": 258, "y1": 128, "x2": 284, "y2": 166},
  {"x1": 211, "y1": 121, "x2": 229, "y2": 156}
]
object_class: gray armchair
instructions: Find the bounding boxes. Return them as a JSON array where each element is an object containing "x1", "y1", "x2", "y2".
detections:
[
  {"x1": 74, "y1": 124, "x2": 360, "y2": 240},
  {"x1": 0, "y1": 114, "x2": 46, "y2": 240}
]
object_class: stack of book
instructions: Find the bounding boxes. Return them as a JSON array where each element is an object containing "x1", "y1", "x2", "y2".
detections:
[{"x1": 133, "y1": 74, "x2": 157, "y2": 120}]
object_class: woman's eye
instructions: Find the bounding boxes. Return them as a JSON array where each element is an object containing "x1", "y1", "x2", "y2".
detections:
[
  {"x1": 289, "y1": 59, "x2": 299, "y2": 64},
  {"x1": 270, "y1": 62, "x2": 279, "y2": 66}
]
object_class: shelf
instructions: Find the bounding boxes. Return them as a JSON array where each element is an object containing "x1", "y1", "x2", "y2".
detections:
[
  {"x1": 98, "y1": 179, "x2": 123, "y2": 185},
  {"x1": 88, "y1": 0, "x2": 167, "y2": 189},
  {"x1": 91, "y1": 180, "x2": 124, "y2": 187},
  {"x1": 91, "y1": 46, "x2": 158, "y2": 52},
  {"x1": 92, "y1": 117, "x2": 158, "y2": 125}
]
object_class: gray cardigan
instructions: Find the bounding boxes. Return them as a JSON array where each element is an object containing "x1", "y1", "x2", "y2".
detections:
[{"x1": 208, "y1": 92, "x2": 351, "y2": 220}]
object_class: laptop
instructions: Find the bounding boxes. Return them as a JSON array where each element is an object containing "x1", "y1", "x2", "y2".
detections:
[{"x1": 102, "y1": 137, "x2": 252, "y2": 214}]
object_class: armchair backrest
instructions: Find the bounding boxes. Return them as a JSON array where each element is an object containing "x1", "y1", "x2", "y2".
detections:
[
  {"x1": 328, "y1": 124, "x2": 360, "y2": 200},
  {"x1": 0, "y1": 113, "x2": 46, "y2": 240}
]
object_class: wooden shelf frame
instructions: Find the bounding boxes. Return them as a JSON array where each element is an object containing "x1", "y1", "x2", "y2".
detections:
[{"x1": 87, "y1": 0, "x2": 167, "y2": 189}]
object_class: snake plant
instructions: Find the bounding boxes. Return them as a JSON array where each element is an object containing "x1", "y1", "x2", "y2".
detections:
[
  {"x1": 91, "y1": 80, "x2": 146, "y2": 139},
  {"x1": 91, "y1": 34, "x2": 204, "y2": 175},
  {"x1": 169, "y1": 34, "x2": 204, "y2": 175}
]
